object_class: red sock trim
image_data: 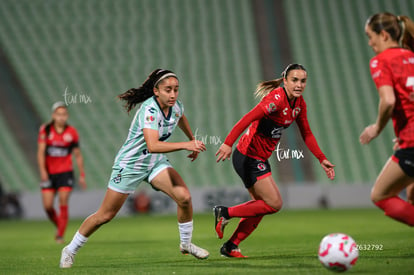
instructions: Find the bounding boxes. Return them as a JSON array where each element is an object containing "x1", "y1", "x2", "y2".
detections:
[
  {"x1": 375, "y1": 196, "x2": 414, "y2": 226},
  {"x1": 228, "y1": 200, "x2": 278, "y2": 218},
  {"x1": 57, "y1": 205, "x2": 69, "y2": 237},
  {"x1": 229, "y1": 216, "x2": 263, "y2": 246}
]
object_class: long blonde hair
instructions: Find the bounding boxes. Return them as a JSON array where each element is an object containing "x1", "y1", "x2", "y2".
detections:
[
  {"x1": 366, "y1": 12, "x2": 414, "y2": 51},
  {"x1": 254, "y1": 64, "x2": 307, "y2": 100}
]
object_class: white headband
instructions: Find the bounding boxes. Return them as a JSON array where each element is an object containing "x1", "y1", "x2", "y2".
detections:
[{"x1": 154, "y1": 73, "x2": 177, "y2": 88}]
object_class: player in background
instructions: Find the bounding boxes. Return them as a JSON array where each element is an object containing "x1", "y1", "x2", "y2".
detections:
[
  {"x1": 360, "y1": 12, "x2": 414, "y2": 225},
  {"x1": 60, "y1": 69, "x2": 209, "y2": 268},
  {"x1": 215, "y1": 64, "x2": 335, "y2": 257},
  {"x1": 37, "y1": 102, "x2": 87, "y2": 244}
]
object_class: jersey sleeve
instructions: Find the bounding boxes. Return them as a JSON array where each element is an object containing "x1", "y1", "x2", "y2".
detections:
[
  {"x1": 223, "y1": 103, "x2": 266, "y2": 147},
  {"x1": 71, "y1": 127, "x2": 80, "y2": 148},
  {"x1": 370, "y1": 56, "x2": 393, "y2": 89},
  {"x1": 295, "y1": 101, "x2": 327, "y2": 163},
  {"x1": 140, "y1": 105, "x2": 160, "y2": 130},
  {"x1": 38, "y1": 125, "x2": 47, "y2": 143},
  {"x1": 175, "y1": 99, "x2": 185, "y2": 118},
  {"x1": 258, "y1": 90, "x2": 282, "y2": 117}
]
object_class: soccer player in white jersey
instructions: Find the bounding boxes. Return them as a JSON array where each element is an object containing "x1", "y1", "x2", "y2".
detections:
[{"x1": 60, "y1": 69, "x2": 209, "y2": 268}]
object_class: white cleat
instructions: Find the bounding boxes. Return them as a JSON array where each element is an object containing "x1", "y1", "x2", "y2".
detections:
[
  {"x1": 59, "y1": 246, "x2": 75, "y2": 268},
  {"x1": 180, "y1": 243, "x2": 209, "y2": 259}
]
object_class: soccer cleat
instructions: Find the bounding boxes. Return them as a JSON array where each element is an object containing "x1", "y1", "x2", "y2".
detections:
[
  {"x1": 220, "y1": 243, "x2": 247, "y2": 258},
  {"x1": 59, "y1": 246, "x2": 75, "y2": 268},
  {"x1": 214, "y1": 206, "x2": 229, "y2": 239},
  {"x1": 180, "y1": 243, "x2": 209, "y2": 259}
]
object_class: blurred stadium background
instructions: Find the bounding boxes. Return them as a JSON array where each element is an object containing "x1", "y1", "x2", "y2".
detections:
[{"x1": 0, "y1": 0, "x2": 413, "y2": 218}]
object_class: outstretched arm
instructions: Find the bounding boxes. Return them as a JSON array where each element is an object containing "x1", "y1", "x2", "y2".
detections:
[
  {"x1": 296, "y1": 108, "x2": 335, "y2": 180},
  {"x1": 178, "y1": 115, "x2": 201, "y2": 161},
  {"x1": 143, "y1": 128, "x2": 206, "y2": 154},
  {"x1": 216, "y1": 104, "x2": 266, "y2": 162},
  {"x1": 360, "y1": 85, "x2": 395, "y2": 144}
]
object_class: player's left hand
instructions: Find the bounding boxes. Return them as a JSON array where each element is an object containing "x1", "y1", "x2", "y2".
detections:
[
  {"x1": 321, "y1": 159, "x2": 335, "y2": 180},
  {"x1": 187, "y1": 151, "x2": 199, "y2": 162},
  {"x1": 392, "y1": 137, "x2": 400, "y2": 151},
  {"x1": 79, "y1": 175, "x2": 87, "y2": 190},
  {"x1": 359, "y1": 124, "x2": 379, "y2": 145}
]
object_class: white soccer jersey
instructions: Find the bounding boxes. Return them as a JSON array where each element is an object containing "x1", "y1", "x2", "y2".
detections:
[{"x1": 113, "y1": 96, "x2": 184, "y2": 171}]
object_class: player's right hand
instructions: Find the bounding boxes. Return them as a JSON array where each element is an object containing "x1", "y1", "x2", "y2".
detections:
[{"x1": 186, "y1": 139, "x2": 206, "y2": 153}]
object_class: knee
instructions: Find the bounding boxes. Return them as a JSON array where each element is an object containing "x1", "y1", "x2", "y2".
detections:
[
  {"x1": 176, "y1": 192, "x2": 192, "y2": 208},
  {"x1": 370, "y1": 188, "x2": 384, "y2": 204},
  {"x1": 95, "y1": 211, "x2": 117, "y2": 225},
  {"x1": 267, "y1": 199, "x2": 283, "y2": 212}
]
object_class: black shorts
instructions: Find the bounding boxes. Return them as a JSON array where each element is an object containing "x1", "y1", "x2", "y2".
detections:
[
  {"x1": 40, "y1": 171, "x2": 74, "y2": 192},
  {"x1": 393, "y1": 148, "x2": 414, "y2": 178},
  {"x1": 232, "y1": 148, "x2": 272, "y2": 189}
]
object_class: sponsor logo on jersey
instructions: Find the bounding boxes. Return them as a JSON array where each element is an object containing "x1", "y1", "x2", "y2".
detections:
[
  {"x1": 403, "y1": 57, "x2": 414, "y2": 64},
  {"x1": 146, "y1": 116, "x2": 155, "y2": 122},
  {"x1": 47, "y1": 146, "x2": 70, "y2": 157},
  {"x1": 372, "y1": 70, "x2": 381, "y2": 79},
  {"x1": 371, "y1": 59, "x2": 378, "y2": 68},
  {"x1": 257, "y1": 163, "x2": 266, "y2": 171},
  {"x1": 270, "y1": 126, "x2": 284, "y2": 139},
  {"x1": 148, "y1": 107, "x2": 156, "y2": 114},
  {"x1": 275, "y1": 94, "x2": 281, "y2": 100},
  {"x1": 283, "y1": 107, "x2": 288, "y2": 116}
]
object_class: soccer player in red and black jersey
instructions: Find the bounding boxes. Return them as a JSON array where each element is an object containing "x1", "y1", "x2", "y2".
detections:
[
  {"x1": 360, "y1": 12, "x2": 414, "y2": 226},
  {"x1": 37, "y1": 102, "x2": 86, "y2": 243},
  {"x1": 214, "y1": 64, "x2": 335, "y2": 257}
]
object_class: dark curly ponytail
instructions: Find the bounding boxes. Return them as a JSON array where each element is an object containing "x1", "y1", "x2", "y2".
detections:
[{"x1": 118, "y1": 69, "x2": 178, "y2": 113}]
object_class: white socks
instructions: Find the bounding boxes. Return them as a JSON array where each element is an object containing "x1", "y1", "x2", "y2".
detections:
[
  {"x1": 67, "y1": 231, "x2": 88, "y2": 255},
  {"x1": 178, "y1": 220, "x2": 193, "y2": 245},
  {"x1": 66, "y1": 222, "x2": 192, "y2": 254}
]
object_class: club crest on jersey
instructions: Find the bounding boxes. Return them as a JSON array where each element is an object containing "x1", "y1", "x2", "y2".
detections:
[
  {"x1": 63, "y1": 133, "x2": 73, "y2": 143},
  {"x1": 292, "y1": 107, "x2": 301, "y2": 118},
  {"x1": 257, "y1": 163, "x2": 266, "y2": 171},
  {"x1": 146, "y1": 115, "x2": 155, "y2": 122},
  {"x1": 267, "y1": 103, "x2": 276, "y2": 113}
]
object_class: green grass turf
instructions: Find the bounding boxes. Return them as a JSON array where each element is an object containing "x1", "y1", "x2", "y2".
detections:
[{"x1": 0, "y1": 208, "x2": 412, "y2": 274}]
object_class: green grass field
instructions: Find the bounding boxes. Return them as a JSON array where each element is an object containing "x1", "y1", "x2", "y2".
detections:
[{"x1": 0, "y1": 208, "x2": 412, "y2": 274}]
